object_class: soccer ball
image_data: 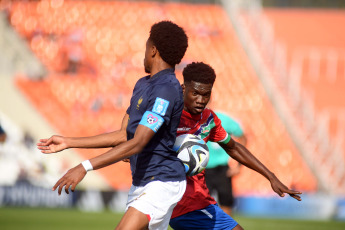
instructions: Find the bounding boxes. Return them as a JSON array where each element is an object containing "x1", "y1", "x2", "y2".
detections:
[{"x1": 173, "y1": 134, "x2": 209, "y2": 176}]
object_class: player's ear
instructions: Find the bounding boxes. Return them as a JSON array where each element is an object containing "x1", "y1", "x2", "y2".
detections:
[
  {"x1": 151, "y1": 45, "x2": 158, "y2": 58},
  {"x1": 181, "y1": 83, "x2": 185, "y2": 93}
]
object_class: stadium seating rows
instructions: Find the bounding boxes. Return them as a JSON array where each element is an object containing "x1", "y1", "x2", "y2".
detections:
[
  {"x1": 263, "y1": 9, "x2": 345, "y2": 153},
  {"x1": 5, "y1": 1, "x2": 317, "y2": 195},
  {"x1": 236, "y1": 8, "x2": 345, "y2": 194}
]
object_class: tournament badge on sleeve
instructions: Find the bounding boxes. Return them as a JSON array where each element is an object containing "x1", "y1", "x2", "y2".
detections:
[
  {"x1": 152, "y1": 97, "x2": 170, "y2": 116},
  {"x1": 139, "y1": 111, "x2": 164, "y2": 133}
]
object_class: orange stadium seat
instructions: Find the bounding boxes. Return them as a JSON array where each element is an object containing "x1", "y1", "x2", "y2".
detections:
[
  {"x1": 237, "y1": 8, "x2": 345, "y2": 193},
  {"x1": 6, "y1": 1, "x2": 318, "y2": 195}
]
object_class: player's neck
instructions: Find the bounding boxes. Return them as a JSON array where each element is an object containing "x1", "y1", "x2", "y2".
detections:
[{"x1": 150, "y1": 61, "x2": 173, "y2": 77}]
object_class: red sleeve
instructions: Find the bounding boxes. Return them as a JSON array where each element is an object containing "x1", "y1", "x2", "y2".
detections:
[{"x1": 208, "y1": 110, "x2": 230, "y2": 143}]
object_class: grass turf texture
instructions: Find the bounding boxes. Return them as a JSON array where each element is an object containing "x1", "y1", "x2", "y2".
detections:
[{"x1": 1, "y1": 207, "x2": 345, "y2": 230}]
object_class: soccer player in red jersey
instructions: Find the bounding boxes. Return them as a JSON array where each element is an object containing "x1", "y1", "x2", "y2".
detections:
[{"x1": 169, "y1": 62, "x2": 302, "y2": 230}]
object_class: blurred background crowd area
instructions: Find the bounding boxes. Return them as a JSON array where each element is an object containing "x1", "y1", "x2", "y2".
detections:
[{"x1": 0, "y1": 0, "x2": 344, "y2": 220}]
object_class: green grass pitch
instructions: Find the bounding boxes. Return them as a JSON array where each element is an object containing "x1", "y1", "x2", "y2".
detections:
[{"x1": 1, "y1": 207, "x2": 345, "y2": 230}]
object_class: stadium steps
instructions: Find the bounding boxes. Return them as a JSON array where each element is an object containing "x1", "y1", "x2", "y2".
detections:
[{"x1": 0, "y1": 11, "x2": 45, "y2": 78}]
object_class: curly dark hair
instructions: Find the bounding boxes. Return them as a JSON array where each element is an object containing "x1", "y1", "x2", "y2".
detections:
[
  {"x1": 149, "y1": 21, "x2": 188, "y2": 66},
  {"x1": 183, "y1": 62, "x2": 216, "y2": 85}
]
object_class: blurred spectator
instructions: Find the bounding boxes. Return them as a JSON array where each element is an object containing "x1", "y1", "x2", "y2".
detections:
[
  {"x1": 90, "y1": 97, "x2": 103, "y2": 112},
  {"x1": 23, "y1": 131, "x2": 34, "y2": 148},
  {"x1": 60, "y1": 29, "x2": 96, "y2": 75},
  {"x1": 0, "y1": 116, "x2": 63, "y2": 187},
  {"x1": 0, "y1": 123, "x2": 6, "y2": 143},
  {"x1": 0, "y1": 0, "x2": 11, "y2": 24},
  {"x1": 62, "y1": 29, "x2": 84, "y2": 74},
  {"x1": 205, "y1": 112, "x2": 247, "y2": 216}
]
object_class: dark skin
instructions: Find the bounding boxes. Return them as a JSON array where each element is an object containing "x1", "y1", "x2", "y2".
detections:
[
  {"x1": 37, "y1": 114, "x2": 129, "y2": 153},
  {"x1": 46, "y1": 124, "x2": 154, "y2": 230},
  {"x1": 0, "y1": 125, "x2": 6, "y2": 143},
  {"x1": 182, "y1": 80, "x2": 302, "y2": 202},
  {"x1": 38, "y1": 38, "x2": 172, "y2": 195},
  {"x1": 0, "y1": 133, "x2": 6, "y2": 143},
  {"x1": 38, "y1": 79, "x2": 301, "y2": 229},
  {"x1": 37, "y1": 38, "x2": 173, "y2": 230}
]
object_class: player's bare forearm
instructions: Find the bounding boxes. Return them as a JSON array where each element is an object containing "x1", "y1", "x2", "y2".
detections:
[
  {"x1": 221, "y1": 140, "x2": 274, "y2": 180},
  {"x1": 37, "y1": 130, "x2": 127, "y2": 153},
  {"x1": 52, "y1": 125, "x2": 155, "y2": 195},
  {"x1": 51, "y1": 140, "x2": 136, "y2": 195},
  {"x1": 66, "y1": 113, "x2": 128, "y2": 149},
  {"x1": 89, "y1": 138, "x2": 142, "y2": 169},
  {"x1": 220, "y1": 140, "x2": 302, "y2": 201},
  {"x1": 89, "y1": 125, "x2": 153, "y2": 169},
  {"x1": 38, "y1": 114, "x2": 128, "y2": 154},
  {"x1": 65, "y1": 130, "x2": 127, "y2": 149}
]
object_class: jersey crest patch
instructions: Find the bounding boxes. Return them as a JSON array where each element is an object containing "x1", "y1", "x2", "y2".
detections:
[
  {"x1": 136, "y1": 96, "x2": 143, "y2": 110},
  {"x1": 152, "y1": 97, "x2": 169, "y2": 116},
  {"x1": 202, "y1": 127, "x2": 210, "y2": 134}
]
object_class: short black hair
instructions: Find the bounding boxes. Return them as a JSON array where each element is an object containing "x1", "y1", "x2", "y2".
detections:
[
  {"x1": 183, "y1": 62, "x2": 216, "y2": 85},
  {"x1": 149, "y1": 21, "x2": 188, "y2": 66}
]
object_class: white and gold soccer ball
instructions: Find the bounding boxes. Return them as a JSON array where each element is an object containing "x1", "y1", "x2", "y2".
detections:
[{"x1": 173, "y1": 134, "x2": 209, "y2": 176}]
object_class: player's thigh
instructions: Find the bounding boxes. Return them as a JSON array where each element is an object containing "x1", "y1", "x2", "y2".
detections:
[
  {"x1": 115, "y1": 206, "x2": 149, "y2": 230},
  {"x1": 126, "y1": 180, "x2": 186, "y2": 230}
]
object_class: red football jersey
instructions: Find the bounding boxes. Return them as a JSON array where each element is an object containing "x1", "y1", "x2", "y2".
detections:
[{"x1": 171, "y1": 108, "x2": 230, "y2": 218}]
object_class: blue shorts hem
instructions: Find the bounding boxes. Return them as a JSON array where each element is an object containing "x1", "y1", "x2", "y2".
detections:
[{"x1": 170, "y1": 204, "x2": 238, "y2": 230}]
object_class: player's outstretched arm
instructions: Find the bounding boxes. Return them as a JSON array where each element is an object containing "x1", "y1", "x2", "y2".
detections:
[
  {"x1": 52, "y1": 124, "x2": 155, "y2": 195},
  {"x1": 37, "y1": 114, "x2": 129, "y2": 154},
  {"x1": 220, "y1": 140, "x2": 302, "y2": 201}
]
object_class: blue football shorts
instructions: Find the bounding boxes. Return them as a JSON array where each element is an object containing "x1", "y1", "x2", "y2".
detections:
[{"x1": 169, "y1": 204, "x2": 239, "y2": 230}]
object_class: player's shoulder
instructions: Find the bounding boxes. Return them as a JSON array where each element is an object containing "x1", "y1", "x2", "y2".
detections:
[
  {"x1": 156, "y1": 74, "x2": 180, "y2": 87},
  {"x1": 152, "y1": 79, "x2": 181, "y2": 97},
  {"x1": 202, "y1": 108, "x2": 222, "y2": 126},
  {"x1": 204, "y1": 107, "x2": 215, "y2": 113},
  {"x1": 137, "y1": 75, "x2": 150, "y2": 84},
  {"x1": 203, "y1": 108, "x2": 217, "y2": 117},
  {"x1": 133, "y1": 75, "x2": 150, "y2": 90}
]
